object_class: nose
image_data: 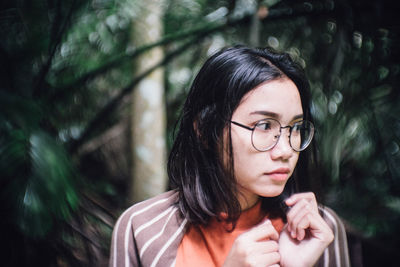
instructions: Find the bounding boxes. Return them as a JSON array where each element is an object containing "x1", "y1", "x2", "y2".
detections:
[{"x1": 270, "y1": 128, "x2": 293, "y2": 160}]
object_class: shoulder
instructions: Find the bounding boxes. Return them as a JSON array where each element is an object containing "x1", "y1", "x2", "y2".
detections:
[
  {"x1": 125, "y1": 190, "x2": 179, "y2": 220},
  {"x1": 110, "y1": 190, "x2": 187, "y2": 267},
  {"x1": 113, "y1": 190, "x2": 180, "y2": 236},
  {"x1": 316, "y1": 206, "x2": 351, "y2": 267}
]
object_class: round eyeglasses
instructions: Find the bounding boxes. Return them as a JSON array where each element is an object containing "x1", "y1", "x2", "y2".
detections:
[{"x1": 230, "y1": 118, "x2": 314, "y2": 152}]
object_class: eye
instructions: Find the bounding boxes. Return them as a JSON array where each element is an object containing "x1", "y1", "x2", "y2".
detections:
[
  {"x1": 292, "y1": 122, "x2": 303, "y2": 132},
  {"x1": 255, "y1": 121, "x2": 272, "y2": 131}
]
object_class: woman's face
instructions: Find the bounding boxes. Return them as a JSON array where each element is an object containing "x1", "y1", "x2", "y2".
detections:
[{"x1": 228, "y1": 78, "x2": 303, "y2": 209}]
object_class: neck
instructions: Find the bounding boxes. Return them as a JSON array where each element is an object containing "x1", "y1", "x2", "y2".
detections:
[{"x1": 238, "y1": 193, "x2": 260, "y2": 211}]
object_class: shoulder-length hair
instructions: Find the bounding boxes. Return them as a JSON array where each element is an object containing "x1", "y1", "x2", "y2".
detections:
[{"x1": 168, "y1": 45, "x2": 314, "y2": 226}]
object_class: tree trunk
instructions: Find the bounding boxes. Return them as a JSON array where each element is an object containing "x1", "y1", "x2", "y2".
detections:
[
  {"x1": 130, "y1": 0, "x2": 167, "y2": 203},
  {"x1": 249, "y1": 0, "x2": 262, "y2": 47}
]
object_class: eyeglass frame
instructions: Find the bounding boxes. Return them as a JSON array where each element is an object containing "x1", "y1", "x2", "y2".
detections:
[{"x1": 230, "y1": 118, "x2": 315, "y2": 152}]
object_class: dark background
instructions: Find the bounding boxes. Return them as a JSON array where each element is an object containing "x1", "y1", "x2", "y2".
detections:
[{"x1": 1, "y1": 0, "x2": 399, "y2": 266}]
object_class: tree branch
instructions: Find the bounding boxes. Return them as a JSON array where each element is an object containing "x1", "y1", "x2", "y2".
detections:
[
  {"x1": 50, "y1": 14, "x2": 250, "y2": 103},
  {"x1": 33, "y1": 0, "x2": 79, "y2": 98},
  {"x1": 52, "y1": 0, "x2": 335, "y2": 101},
  {"x1": 68, "y1": 0, "x2": 337, "y2": 153},
  {"x1": 69, "y1": 35, "x2": 206, "y2": 154}
]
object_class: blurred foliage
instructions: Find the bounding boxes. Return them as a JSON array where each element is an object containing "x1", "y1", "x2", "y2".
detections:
[{"x1": 1, "y1": 0, "x2": 399, "y2": 266}]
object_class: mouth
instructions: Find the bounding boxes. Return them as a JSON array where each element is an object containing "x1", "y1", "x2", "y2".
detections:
[{"x1": 265, "y1": 168, "x2": 290, "y2": 182}]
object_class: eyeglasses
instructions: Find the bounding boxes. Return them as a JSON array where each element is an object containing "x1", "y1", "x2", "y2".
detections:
[{"x1": 230, "y1": 118, "x2": 314, "y2": 152}]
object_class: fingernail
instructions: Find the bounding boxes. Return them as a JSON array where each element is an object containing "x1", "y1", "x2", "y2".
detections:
[
  {"x1": 291, "y1": 231, "x2": 296, "y2": 238},
  {"x1": 285, "y1": 197, "x2": 293, "y2": 204}
]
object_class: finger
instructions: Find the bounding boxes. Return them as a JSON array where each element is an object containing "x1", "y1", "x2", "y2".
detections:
[
  {"x1": 286, "y1": 199, "x2": 310, "y2": 232},
  {"x1": 296, "y1": 211, "x2": 334, "y2": 241},
  {"x1": 295, "y1": 214, "x2": 311, "y2": 240},
  {"x1": 285, "y1": 192, "x2": 318, "y2": 211},
  {"x1": 246, "y1": 220, "x2": 279, "y2": 241},
  {"x1": 305, "y1": 211, "x2": 333, "y2": 234},
  {"x1": 250, "y1": 240, "x2": 279, "y2": 254},
  {"x1": 240, "y1": 219, "x2": 279, "y2": 242},
  {"x1": 286, "y1": 192, "x2": 316, "y2": 204},
  {"x1": 256, "y1": 251, "x2": 280, "y2": 266},
  {"x1": 287, "y1": 204, "x2": 310, "y2": 239}
]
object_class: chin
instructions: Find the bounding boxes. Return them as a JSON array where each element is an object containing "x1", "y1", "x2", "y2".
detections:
[{"x1": 258, "y1": 186, "x2": 285, "y2": 198}]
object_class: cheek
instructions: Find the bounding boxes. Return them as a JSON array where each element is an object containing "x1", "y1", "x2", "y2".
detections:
[
  {"x1": 289, "y1": 153, "x2": 300, "y2": 174},
  {"x1": 231, "y1": 132, "x2": 260, "y2": 178},
  {"x1": 231, "y1": 129, "x2": 253, "y2": 160}
]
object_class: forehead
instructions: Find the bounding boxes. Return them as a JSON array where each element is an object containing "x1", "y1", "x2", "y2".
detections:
[{"x1": 233, "y1": 78, "x2": 303, "y2": 122}]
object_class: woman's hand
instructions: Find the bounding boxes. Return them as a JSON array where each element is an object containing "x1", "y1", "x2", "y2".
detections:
[
  {"x1": 223, "y1": 219, "x2": 281, "y2": 267},
  {"x1": 279, "y1": 192, "x2": 334, "y2": 267}
]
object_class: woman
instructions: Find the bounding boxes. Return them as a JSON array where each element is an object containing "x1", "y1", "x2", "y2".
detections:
[{"x1": 110, "y1": 46, "x2": 349, "y2": 267}]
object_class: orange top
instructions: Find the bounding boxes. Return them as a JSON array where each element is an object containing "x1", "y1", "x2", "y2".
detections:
[{"x1": 175, "y1": 201, "x2": 285, "y2": 267}]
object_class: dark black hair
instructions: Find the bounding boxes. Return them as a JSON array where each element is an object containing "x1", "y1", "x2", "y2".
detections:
[{"x1": 168, "y1": 45, "x2": 314, "y2": 226}]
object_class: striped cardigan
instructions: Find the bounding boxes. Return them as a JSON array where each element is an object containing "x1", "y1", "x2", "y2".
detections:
[{"x1": 109, "y1": 190, "x2": 350, "y2": 267}]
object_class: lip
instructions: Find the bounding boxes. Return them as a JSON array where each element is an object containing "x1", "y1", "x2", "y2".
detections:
[{"x1": 265, "y1": 168, "x2": 290, "y2": 182}]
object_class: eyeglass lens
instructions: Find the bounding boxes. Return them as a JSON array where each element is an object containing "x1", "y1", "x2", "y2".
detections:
[{"x1": 252, "y1": 119, "x2": 314, "y2": 152}]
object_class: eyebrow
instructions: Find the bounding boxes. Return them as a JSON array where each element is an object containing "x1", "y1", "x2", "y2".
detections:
[{"x1": 250, "y1": 111, "x2": 304, "y2": 121}]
